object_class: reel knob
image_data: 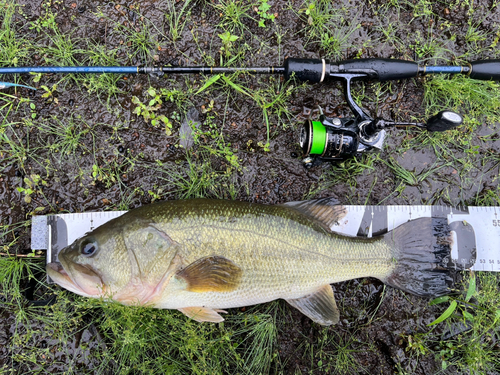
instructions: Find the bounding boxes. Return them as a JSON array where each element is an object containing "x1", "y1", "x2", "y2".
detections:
[{"x1": 425, "y1": 110, "x2": 463, "y2": 132}]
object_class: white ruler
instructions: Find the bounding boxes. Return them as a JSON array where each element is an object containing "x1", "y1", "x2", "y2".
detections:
[{"x1": 32, "y1": 206, "x2": 500, "y2": 282}]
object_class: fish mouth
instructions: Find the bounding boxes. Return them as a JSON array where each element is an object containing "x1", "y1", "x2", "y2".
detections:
[{"x1": 46, "y1": 261, "x2": 104, "y2": 297}]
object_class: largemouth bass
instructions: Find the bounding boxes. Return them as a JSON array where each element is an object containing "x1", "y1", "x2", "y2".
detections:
[{"x1": 46, "y1": 198, "x2": 452, "y2": 325}]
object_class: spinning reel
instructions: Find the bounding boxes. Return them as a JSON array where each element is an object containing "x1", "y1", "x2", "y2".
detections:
[
  {"x1": 285, "y1": 58, "x2": 464, "y2": 167},
  {"x1": 298, "y1": 89, "x2": 462, "y2": 167}
]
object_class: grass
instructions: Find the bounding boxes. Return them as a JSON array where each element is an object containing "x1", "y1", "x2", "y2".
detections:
[
  {"x1": 402, "y1": 272, "x2": 500, "y2": 374},
  {"x1": 5, "y1": 281, "x2": 281, "y2": 374},
  {"x1": 0, "y1": 2, "x2": 31, "y2": 66},
  {"x1": 163, "y1": 0, "x2": 194, "y2": 43},
  {"x1": 296, "y1": 0, "x2": 364, "y2": 58},
  {"x1": 1, "y1": 0, "x2": 500, "y2": 373},
  {"x1": 212, "y1": 0, "x2": 253, "y2": 32}
]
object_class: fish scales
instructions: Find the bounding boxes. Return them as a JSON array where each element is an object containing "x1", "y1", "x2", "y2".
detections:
[{"x1": 146, "y1": 201, "x2": 394, "y2": 308}]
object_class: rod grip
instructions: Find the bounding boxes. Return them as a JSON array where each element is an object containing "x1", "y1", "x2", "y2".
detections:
[
  {"x1": 283, "y1": 58, "x2": 325, "y2": 82},
  {"x1": 339, "y1": 59, "x2": 419, "y2": 81},
  {"x1": 469, "y1": 60, "x2": 500, "y2": 80}
]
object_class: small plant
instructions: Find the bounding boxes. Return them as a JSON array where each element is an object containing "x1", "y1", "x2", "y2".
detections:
[
  {"x1": 148, "y1": 189, "x2": 163, "y2": 202},
  {"x1": 301, "y1": 2, "x2": 317, "y2": 25},
  {"x1": 218, "y1": 31, "x2": 239, "y2": 58},
  {"x1": 164, "y1": 0, "x2": 193, "y2": 42},
  {"x1": 16, "y1": 174, "x2": 47, "y2": 204},
  {"x1": 132, "y1": 87, "x2": 173, "y2": 135},
  {"x1": 427, "y1": 271, "x2": 477, "y2": 328},
  {"x1": 38, "y1": 116, "x2": 93, "y2": 157},
  {"x1": 28, "y1": 1, "x2": 58, "y2": 33},
  {"x1": 0, "y1": 2, "x2": 32, "y2": 66},
  {"x1": 381, "y1": 157, "x2": 450, "y2": 187},
  {"x1": 40, "y1": 84, "x2": 58, "y2": 104},
  {"x1": 213, "y1": 0, "x2": 251, "y2": 31},
  {"x1": 298, "y1": 0, "x2": 334, "y2": 31},
  {"x1": 257, "y1": 141, "x2": 270, "y2": 152},
  {"x1": 256, "y1": 0, "x2": 276, "y2": 27}
]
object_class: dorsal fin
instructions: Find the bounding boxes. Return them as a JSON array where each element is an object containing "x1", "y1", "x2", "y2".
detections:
[{"x1": 282, "y1": 198, "x2": 346, "y2": 229}]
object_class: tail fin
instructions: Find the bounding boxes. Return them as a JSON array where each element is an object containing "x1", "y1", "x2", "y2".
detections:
[{"x1": 383, "y1": 217, "x2": 452, "y2": 297}]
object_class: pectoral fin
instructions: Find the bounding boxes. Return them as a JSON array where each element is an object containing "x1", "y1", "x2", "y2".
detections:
[
  {"x1": 176, "y1": 256, "x2": 242, "y2": 293},
  {"x1": 286, "y1": 284, "x2": 340, "y2": 326},
  {"x1": 178, "y1": 306, "x2": 226, "y2": 323}
]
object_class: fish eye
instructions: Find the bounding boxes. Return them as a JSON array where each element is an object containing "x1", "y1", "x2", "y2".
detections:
[{"x1": 81, "y1": 239, "x2": 98, "y2": 257}]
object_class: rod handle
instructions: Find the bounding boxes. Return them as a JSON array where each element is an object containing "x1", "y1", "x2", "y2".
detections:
[
  {"x1": 469, "y1": 60, "x2": 500, "y2": 80},
  {"x1": 283, "y1": 58, "x2": 325, "y2": 82},
  {"x1": 338, "y1": 59, "x2": 419, "y2": 81},
  {"x1": 283, "y1": 58, "x2": 419, "y2": 83}
]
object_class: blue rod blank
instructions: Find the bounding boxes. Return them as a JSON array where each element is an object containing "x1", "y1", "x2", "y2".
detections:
[
  {"x1": 423, "y1": 66, "x2": 464, "y2": 74},
  {"x1": 0, "y1": 66, "x2": 139, "y2": 74}
]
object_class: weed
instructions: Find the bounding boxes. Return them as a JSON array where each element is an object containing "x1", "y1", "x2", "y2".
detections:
[
  {"x1": 408, "y1": 0, "x2": 435, "y2": 21},
  {"x1": 313, "y1": 155, "x2": 375, "y2": 195},
  {"x1": 0, "y1": 221, "x2": 31, "y2": 255},
  {"x1": 297, "y1": 0, "x2": 362, "y2": 58},
  {"x1": 423, "y1": 75, "x2": 500, "y2": 124},
  {"x1": 39, "y1": 83, "x2": 58, "y2": 104},
  {"x1": 213, "y1": 0, "x2": 252, "y2": 31},
  {"x1": 298, "y1": 0, "x2": 337, "y2": 34},
  {"x1": 256, "y1": 0, "x2": 276, "y2": 27},
  {"x1": 0, "y1": 116, "x2": 43, "y2": 174},
  {"x1": 16, "y1": 174, "x2": 47, "y2": 204},
  {"x1": 302, "y1": 328, "x2": 368, "y2": 374},
  {"x1": 474, "y1": 186, "x2": 500, "y2": 206},
  {"x1": 427, "y1": 272, "x2": 500, "y2": 373},
  {"x1": 164, "y1": 0, "x2": 194, "y2": 43},
  {"x1": 218, "y1": 31, "x2": 240, "y2": 59},
  {"x1": 0, "y1": 1, "x2": 32, "y2": 66},
  {"x1": 80, "y1": 41, "x2": 124, "y2": 99},
  {"x1": 409, "y1": 27, "x2": 450, "y2": 61},
  {"x1": 132, "y1": 87, "x2": 173, "y2": 135},
  {"x1": 381, "y1": 157, "x2": 450, "y2": 187},
  {"x1": 161, "y1": 151, "x2": 239, "y2": 200},
  {"x1": 236, "y1": 313, "x2": 278, "y2": 373},
  {"x1": 93, "y1": 6, "x2": 160, "y2": 64},
  {"x1": 319, "y1": 22, "x2": 362, "y2": 60},
  {"x1": 37, "y1": 116, "x2": 94, "y2": 158}
]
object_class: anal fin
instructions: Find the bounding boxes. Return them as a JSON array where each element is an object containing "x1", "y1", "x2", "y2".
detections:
[
  {"x1": 286, "y1": 284, "x2": 340, "y2": 326},
  {"x1": 179, "y1": 306, "x2": 226, "y2": 323}
]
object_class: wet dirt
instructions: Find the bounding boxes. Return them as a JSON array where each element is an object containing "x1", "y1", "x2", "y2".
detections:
[{"x1": 1, "y1": 0, "x2": 500, "y2": 373}]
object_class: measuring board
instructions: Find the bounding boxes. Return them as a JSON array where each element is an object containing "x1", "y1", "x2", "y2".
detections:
[{"x1": 31, "y1": 205, "x2": 500, "y2": 283}]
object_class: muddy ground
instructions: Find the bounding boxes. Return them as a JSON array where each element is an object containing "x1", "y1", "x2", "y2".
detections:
[{"x1": 1, "y1": 0, "x2": 499, "y2": 374}]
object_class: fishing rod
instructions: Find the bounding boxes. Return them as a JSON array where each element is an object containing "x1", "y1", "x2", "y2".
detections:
[{"x1": 2, "y1": 58, "x2": 499, "y2": 166}]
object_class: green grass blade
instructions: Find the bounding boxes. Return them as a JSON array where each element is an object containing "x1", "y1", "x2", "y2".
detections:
[
  {"x1": 427, "y1": 300, "x2": 457, "y2": 326},
  {"x1": 429, "y1": 295, "x2": 450, "y2": 306},
  {"x1": 465, "y1": 271, "x2": 476, "y2": 302},
  {"x1": 195, "y1": 74, "x2": 221, "y2": 95},
  {"x1": 221, "y1": 75, "x2": 253, "y2": 98}
]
